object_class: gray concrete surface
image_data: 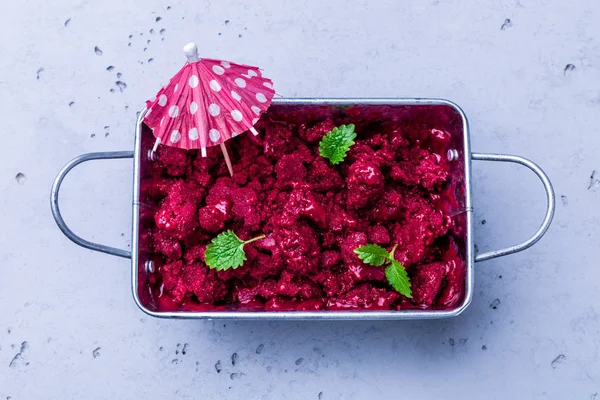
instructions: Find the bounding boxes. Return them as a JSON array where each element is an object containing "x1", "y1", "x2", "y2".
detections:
[{"x1": 1, "y1": 1, "x2": 599, "y2": 399}]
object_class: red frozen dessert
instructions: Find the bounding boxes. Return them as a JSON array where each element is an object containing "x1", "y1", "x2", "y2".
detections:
[{"x1": 139, "y1": 105, "x2": 466, "y2": 311}]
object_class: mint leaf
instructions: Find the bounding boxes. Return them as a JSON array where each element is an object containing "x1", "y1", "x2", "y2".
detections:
[
  {"x1": 318, "y1": 124, "x2": 357, "y2": 164},
  {"x1": 204, "y1": 230, "x2": 246, "y2": 271},
  {"x1": 204, "y1": 230, "x2": 265, "y2": 271},
  {"x1": 355, "y1": 242, "x2": 412, "y2": 297},
  {"x1": 385, "y1": 260, "x2": 412, "y2": 298},
  {"x1": 354, "y1": 244, "x2": 390, "y2": 266}
]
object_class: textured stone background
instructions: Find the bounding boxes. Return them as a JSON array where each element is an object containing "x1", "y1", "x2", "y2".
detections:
[{"x1": 1, "y1": 1, "x2": 599, "y2": 399}]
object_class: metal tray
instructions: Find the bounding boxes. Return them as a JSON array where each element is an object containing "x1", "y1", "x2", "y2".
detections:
[{"x1": 51, "y1": 98, "x2": 555, "y2": 320}]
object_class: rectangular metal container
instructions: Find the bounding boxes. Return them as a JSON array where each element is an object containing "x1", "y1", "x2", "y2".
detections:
[{"x1": 51, "y1": 98, "x2": 555, "y2": 320}]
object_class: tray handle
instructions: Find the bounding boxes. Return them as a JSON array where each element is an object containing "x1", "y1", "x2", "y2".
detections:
[
  {"x1": 50, "y1": 151, "x2": 134, "y2": 259},
  {"x1": 471, "y1": 152, "x2": 555, "y2": 262}
]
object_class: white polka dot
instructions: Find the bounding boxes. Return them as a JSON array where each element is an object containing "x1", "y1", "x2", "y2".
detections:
[
  {"x1": 252, "y1": 118, "x2": 259, "y2": 124},
  {"x1": 188, "y1": 127, "x2": 199, "y2": 140},
  {"x1": 208, "y1": 103, "x2": 220, "y2": 116},
  {"x1": 221, "y1": 61, "x2": 231, "y2": 68},
  {"x1": 168, "y1": 105, "x2": 179, "y2": 118},
  {"x1": 209, "y1": 129, "x2": 220, "y2": 142},
  {"x1": 231, "y1": 90, "x2": 242, "y2": 101},
  {"x1": 190, "y1": 101, "x2": 198, "y2": 115},
  {"x1": 234, "y1": 78, "x2": 246, "y2": 88},
  {"x1": 256, "y1": 93, "x2": 267, "y2": 103},
  {"x1": 158, "y1": 94, "x2": 167, "y2": 106},
  {"x1": 212, "y1": 65, "x2": 225, "y2": 75},
  {"x1": 245, "y1": 69, "x2": 258, "y2": 78},
  {"x1": 232, "y1": 132, "x2": 239, "y2": 137},
  {"x1": 160, "y1": 116, "x2": 165, "y2": 126},
  {"x1": 170, "y1": 130, "x2": 181, "y2": 143},
  {"x1": 174, "y1": 83, "x2": 179, "y2": 93},
  {"x1": 209, "y1": 80, "x2": 221, "y2": 92},
  {"x1": 231, "y1": 110, "x2": 243, "y2": 122},
  {"x1": 189, "y1": 75, "x2": 199, "y2": 88},
  {"x1": 263, "y1": 82, "x2": 273, "y2": 89},
  {"x1": 251, "y1": 105, "x2": 261, "y2": 115}
]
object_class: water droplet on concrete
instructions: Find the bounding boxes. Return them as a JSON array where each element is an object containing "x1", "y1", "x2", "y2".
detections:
[
  {"x1": 490, "y1": 299, "x2": 501, "y2": 309},
  {"x1": 15, "y1": 173, "x2": 26, "y2": 184},
  {"x1": 551, "y1": 354, "x2": 566, "y2": 369},
  {"x1": 116, "y1": 81, "x2": 127, "y2": 92},
  {"x1": 564, "y1": 64, "x2": 576, "y2": 75},
  {"x1": 588, "y1": 170, "x2": 599, "y2": 191},
  {"x1": 501, "y1": 18, "x2": 513, "y2": 30}
]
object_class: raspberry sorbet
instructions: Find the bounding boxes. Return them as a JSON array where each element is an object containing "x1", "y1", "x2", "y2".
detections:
[{"x1": 138, "y1": 103, "x2": 467, "y2": 312}]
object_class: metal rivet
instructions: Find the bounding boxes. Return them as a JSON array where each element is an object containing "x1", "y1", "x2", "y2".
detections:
[
  {"x1": 145, "y1": 260, "x2": 155, "y2": 273},
  {"x1": 147, "y1": 149, "x2": 156, "y2": 161},
  {"x1": 447, "y1": 149, "x2": 459, "y2": 161}
]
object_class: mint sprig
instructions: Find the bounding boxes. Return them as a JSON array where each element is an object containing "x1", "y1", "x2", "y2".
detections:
[
  {"x1": 354, "y1": 243, "x2": 412, "y2": 298},
  {"x1": 204, "y1": 230, "x2": 265, "y2": 271},
  {"x1": 318, "y1": 124, "x2": 357, "y2": 164}
]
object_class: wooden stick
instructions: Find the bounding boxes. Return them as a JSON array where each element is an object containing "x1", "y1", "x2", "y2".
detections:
[
  {"x1": 220, "y1": 142, "x2": 233, "y2": 176},
  {"x1": 152, "y1": 137, "x2": 161, "y2": 152}
]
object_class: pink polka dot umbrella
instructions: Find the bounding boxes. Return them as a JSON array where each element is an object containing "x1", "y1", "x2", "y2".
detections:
[{"x1": 143, "y1": 42, "x2": 276, "y2": 175}]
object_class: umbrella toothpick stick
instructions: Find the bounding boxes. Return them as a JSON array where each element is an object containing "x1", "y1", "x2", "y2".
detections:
[
  {"x1": 152, "y1": 137, "x2": 161, "y2": 152},
  {"x1": 220, "y1": 142, "x2": 234, "y2": 176}
]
